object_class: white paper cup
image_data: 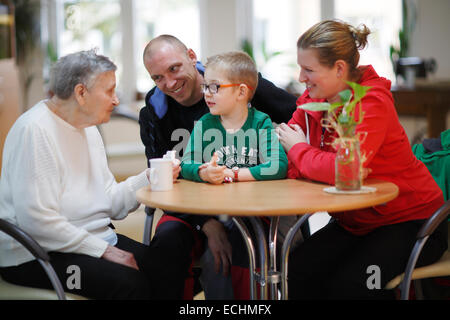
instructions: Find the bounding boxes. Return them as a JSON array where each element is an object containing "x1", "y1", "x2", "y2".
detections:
[{"x1": 149, "y1": 158, "x2": 173, "y2": 191}]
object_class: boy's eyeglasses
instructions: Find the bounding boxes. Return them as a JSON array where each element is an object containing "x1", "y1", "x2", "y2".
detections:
[{"x1": 200, "y1": 83, "x2": 254, "y2": 94}]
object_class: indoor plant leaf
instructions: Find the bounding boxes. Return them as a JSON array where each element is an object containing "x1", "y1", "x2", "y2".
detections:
[
  {"x1": 298, "y1": 102, "x2": 331, "y2": 111},
  {"x1": 338, "y1": 89, "x2": 352, "y2": 105}
]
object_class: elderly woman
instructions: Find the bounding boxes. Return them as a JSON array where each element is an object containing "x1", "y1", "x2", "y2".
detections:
[{"x1": 0, "y1": 50, "x2": 191, "y2": 299}]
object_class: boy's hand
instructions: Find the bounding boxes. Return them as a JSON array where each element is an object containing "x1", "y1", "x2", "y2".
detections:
[{"x1": 199, "y1": 152, "x2": 226, "y2": 184}]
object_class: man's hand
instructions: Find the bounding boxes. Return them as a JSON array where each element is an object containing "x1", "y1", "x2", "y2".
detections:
[
  {"x1": 276, "y1": 123, "x2": 307, "y2": 152},
  {"x1": 198, "y1": 153, "x2": 226, "y2": 184},
  {"x1": 201, "y1": 219, "x2": 232, "y2": 276},
  {"x1": 101, "y1": 245, "x2": 139, "y2": 270}
]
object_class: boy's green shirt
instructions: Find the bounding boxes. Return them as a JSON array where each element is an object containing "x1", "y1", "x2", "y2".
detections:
[{"x1": 181, "y1": 107, "x2": 288, "y2": 182}]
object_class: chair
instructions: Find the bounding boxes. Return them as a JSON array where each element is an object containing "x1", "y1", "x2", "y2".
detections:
[
  {"x1": 143, "y1": 207, "x2": 161, "y2": 245},
  {"x1": 385, "y1": 200, "x2": 450, "y2": 300},
  {"x1": 0, "y1": 219, "x2": 86, "y2": 300}
]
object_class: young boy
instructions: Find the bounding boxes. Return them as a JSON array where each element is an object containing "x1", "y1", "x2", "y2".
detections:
[
  {"x1": 181, "y1": 51, "x2": 288, "y2": 299},
  {"x1": 181, "y1": 51, "x2": 288, "y2": 183}
]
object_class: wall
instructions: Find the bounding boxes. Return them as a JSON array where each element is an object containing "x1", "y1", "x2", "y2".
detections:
[
  {"x1": 400, "y1": 0, "x2": 450, "y2": 141},
  {"x1": 199, "y1": 0, "x2": 238, "y2": 59},
  {"x1": 0, "y1": 59, "x2": 21, "y2": 173},
  {"x1": 410, "y1": 0, "x2": 450, "y2": 79},
  {"x1": 199, "y1": 0, "x2": 254, "y2": 60}
]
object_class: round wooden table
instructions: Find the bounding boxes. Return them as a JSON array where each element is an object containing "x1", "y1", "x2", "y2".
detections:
[{"x1": 136, "y1": 178, "x2": 399, "y2": 300}]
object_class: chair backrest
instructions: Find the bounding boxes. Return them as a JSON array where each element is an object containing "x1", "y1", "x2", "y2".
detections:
[
  {"x1": 417, "y1": 200, "x2": 450, "y2": 239},
  {"x1": 0, "y1": 218, "x2": 67, "y2": 299},
  {"x1": 0, "y1": 219, "x2": 49, "y2": 261}
]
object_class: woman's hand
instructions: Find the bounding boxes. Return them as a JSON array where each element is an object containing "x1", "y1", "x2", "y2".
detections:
[
  {"x1": 198, "y1": 153, "x2": 226, "y2": 184},
  {"x1": 101, "y1": 245, "x2": 139, "y2": 270},
  {"x1": 276, "y1": 123, "x2": 307, "y2": 152},
  {"x1": 172, "y1": 159, "x2": 181, "y2": 181},
  {"x1": 362, "y1": 167, "x2": 372, "y2": 180}
]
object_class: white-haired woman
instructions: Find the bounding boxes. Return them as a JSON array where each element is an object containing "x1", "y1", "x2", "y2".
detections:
[{"x1": 0, "y1": 50, "x2": 189, "y2": 300}]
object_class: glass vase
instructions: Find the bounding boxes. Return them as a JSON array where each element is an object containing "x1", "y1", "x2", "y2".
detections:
[{"x1": 335, "y1": 138, "x2": 361, "y2": 191}]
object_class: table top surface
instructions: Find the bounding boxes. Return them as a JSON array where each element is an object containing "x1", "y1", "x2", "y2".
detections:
[{"x1": 136, "y1": 179, "x2": 399, "y2": 216}]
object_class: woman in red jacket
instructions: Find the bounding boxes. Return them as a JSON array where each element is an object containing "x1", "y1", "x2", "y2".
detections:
[{"x1": 276, "y1": 20, "x2": 447, "y2": 299}]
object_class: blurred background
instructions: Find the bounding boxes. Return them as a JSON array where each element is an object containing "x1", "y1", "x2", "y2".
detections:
[{"x1": 1, "y1": 0, "x2": 450, "y2": 180}]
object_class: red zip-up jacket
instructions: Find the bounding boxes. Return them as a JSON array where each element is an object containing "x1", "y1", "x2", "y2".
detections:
[{"x1": 287, "y1": 65, "x2": 444, "y2": 235}]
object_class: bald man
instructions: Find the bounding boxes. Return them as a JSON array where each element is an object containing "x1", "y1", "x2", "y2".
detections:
[
  {"x1": 140, "y1": 34, "x2": 296, "y2": 161},
  {"x1": 139, "y1": 35, "x2": 297, "y2": 299}
]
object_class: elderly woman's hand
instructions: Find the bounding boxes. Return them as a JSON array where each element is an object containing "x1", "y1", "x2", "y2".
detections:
[
  {"x1": 172, "y1": 159, "x2": 181, "y2": 181},
  {"x1": 276, "y1": 123, "x2": 307, "y2": 152},
  {"x1": 102, "y1": 245, "x2": 139, "y2": 270}
]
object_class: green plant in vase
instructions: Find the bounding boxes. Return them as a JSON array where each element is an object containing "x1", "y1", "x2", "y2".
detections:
[{"x1": 298, "y1": 81, "x2": 371, "y2": 190}]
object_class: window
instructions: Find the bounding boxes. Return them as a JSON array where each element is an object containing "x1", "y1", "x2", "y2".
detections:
[
  {"x1": 46, "y1": 0, "x2": 401, "y2": 103},
  {"x1": 135, "y1": 0, "x2": 200, "y2": 93},
  {"x1": 52, "y1": 0, "x2": 200, "y2": 103},
  {"x1": 253, "y1": 0, "x2": 321, "y2": 90},
  {"x1": 60, "y1": 0, "x2": 122, "y2": 85},
  {"x1": 252, "y1": 0, "x2": 402, "y2": 93},
  {"x1": 334, "y1": 0, "x2": 402, "y2": 82}
]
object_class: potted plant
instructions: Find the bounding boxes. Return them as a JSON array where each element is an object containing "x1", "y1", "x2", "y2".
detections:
[{"x1": 298, "y1": 81, "x2": 371, "y2": 191}]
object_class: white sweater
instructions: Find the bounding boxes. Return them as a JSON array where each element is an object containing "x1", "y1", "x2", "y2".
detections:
[{"x1": 0, "y1": 101, "x2": 149, "y2": 267}]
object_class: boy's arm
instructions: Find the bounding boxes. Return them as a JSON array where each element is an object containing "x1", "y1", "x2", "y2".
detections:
[
  {"x1": 181, "y1": 119, "x2": 227, "y2": 184},
  {"x1": 224, "y1": 167, "x2": 256, "y2": 182},
  {"x1": 198, "y1": 153, "x2": 226, "y2": 184}
]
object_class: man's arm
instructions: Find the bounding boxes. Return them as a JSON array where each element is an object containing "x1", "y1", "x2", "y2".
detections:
[
  {"x1": 139, "y1": 104, "x2": 167, "y2": 162},
  {"x1": 251, "y1": 73, "x2": 298, "y2": 124}
]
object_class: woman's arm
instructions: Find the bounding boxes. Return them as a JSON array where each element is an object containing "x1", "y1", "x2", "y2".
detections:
[{"x1": 284, "y1": 90, "x2": 390, "y2": 184}]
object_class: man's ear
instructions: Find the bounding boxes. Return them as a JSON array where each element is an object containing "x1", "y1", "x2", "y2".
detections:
[
  {"x1": 74, "y1": 83, "x2": 87, "y2": 105},
  {"x1": 187, "y1": 48, "x2": 197, "y2": 65}
]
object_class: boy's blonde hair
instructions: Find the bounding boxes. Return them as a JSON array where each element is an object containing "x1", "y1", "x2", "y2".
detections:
[{"x1": 205, "y1": 51, "x2": 258, "y2": 100}]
